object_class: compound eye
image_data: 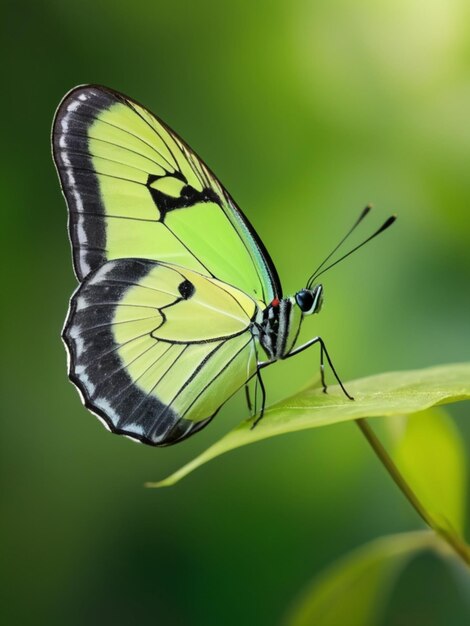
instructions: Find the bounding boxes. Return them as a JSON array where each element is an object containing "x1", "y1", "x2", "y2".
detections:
[{"x1": 295, "y1": 289, "x2": 314, "y2": 312}]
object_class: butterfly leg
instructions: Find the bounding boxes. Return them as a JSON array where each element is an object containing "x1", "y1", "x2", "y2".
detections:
[
  {"x1": 245, "y1": 383, "x2": 253, "y2": 414},
  {"x1": 250, "y1": 367, "x2": 267, "y2": 429},
  {"x1": 284, "y1": 337, "x2": 354, "y2": 400}
]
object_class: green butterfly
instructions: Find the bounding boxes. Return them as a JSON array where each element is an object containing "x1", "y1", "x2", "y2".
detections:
[{"x1": 52, "y1": 85, "x2": 394, "y2": 446}]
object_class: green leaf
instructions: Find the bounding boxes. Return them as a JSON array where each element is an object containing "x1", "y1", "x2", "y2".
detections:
[
  {"x1": 147, "y1": 362, "x2": 470, "y2": 487},
  {"x1": 283, "y1": 531, "x2": 443, "y2": 626},
  {"x1": 385, "y1": 408, "x2": 467, "y2": 535}
]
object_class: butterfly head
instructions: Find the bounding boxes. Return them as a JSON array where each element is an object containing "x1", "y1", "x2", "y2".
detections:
[{"x1": 295, "y1": 285, "x2": 323, "y2": 315}]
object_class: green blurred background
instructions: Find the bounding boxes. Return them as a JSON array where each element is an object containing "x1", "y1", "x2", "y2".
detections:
[{"x1": 2, "y1": 0, "x2": 470, "y2": 624}]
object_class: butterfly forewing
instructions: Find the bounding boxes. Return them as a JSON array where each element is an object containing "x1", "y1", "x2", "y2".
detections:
[{"x1": 53, "y1": 85, "x2": 280, "y2": 303}]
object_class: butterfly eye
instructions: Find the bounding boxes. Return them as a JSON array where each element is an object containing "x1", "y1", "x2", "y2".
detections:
[
  {"x1": 295, "y1": 289, "x2": 314, "y2": 312},
  {"x1": 295, "y1": 286, "x2": 323, "y2": 314}
]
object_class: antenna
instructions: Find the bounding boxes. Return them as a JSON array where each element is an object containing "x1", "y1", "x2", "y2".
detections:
[
  {"x1": 308, "y1": 215, "x2": 397, "y2": 285},
  {"x1": 306, "y1": 205, "x2": 371, "y2": 288}
]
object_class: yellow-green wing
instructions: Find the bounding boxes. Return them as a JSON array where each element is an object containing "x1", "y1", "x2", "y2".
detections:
[
  {"x1": 63, "y1": 258, "x2": 258, "y2": 445},
  {"x1": 52, "y1": 85, "x2": 281, "y2": 305}
]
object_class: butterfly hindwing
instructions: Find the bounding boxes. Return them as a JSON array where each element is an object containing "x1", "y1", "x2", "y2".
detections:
[
  {"x1": 63, "y1": 259, "x2": 258, "y2": 445},
  {"x1": 53, "y1": 85, "x2": 281, "y2": 304}
]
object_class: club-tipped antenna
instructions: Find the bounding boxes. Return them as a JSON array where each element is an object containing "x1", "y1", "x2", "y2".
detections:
[
  {"x1": 306, "y1": 205, "x2": 372, "y2": 288},
  {"x1": 308, "y1": 215, "x2": 397, "y2": 284}
]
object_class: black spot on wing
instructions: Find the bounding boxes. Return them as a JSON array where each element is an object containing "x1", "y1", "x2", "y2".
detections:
[
  {"x1": 146, "y1": 173, "x2": 220, "y2": 221},
  {"x1": 178, "y1": 279, "x2": 195, "y2": 300}
]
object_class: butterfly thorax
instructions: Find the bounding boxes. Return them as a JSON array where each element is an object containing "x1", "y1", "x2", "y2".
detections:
[
  {"x1": 253, "y1": 297, "x2": 297, "y2": 360},
  {"x1": 253, "y1": 285, "x2": 324, "y2": 361}
]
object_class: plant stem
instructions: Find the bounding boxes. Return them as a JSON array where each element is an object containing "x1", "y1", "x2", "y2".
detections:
[{"x1": 355, "y1": 418, "x2": 470, "y2": 568}]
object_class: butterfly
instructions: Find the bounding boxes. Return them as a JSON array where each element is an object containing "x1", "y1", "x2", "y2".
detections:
[{"x1": 52, "y1": 85, "x2": 395, "y2": 446}]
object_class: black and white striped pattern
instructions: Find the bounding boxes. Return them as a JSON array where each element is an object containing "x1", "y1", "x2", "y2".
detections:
[{"x1": 256, "y1": 298, "x2": 293, "y2": 360}]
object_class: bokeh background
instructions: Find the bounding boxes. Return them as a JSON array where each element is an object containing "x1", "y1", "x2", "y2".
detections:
[{"x1": 2, "y1": 1, "x2": 470, "y2": 624}]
